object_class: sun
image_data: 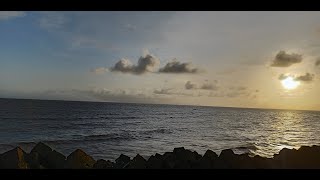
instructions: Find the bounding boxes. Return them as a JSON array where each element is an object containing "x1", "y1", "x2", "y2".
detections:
[{"x1": 281, "y1": 76, "x2": 300, "y2": 90}]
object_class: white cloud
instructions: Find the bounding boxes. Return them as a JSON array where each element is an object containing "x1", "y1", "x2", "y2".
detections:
[{"x1": 0, "y1": 11, "x2": 25, "y2": 20}]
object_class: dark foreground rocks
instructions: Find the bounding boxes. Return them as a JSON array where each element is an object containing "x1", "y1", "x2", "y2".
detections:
[
  {"x1": 0, "y1": 147, "x2": 29, "y2": 169},
  {"x1": 1, "y1": 142, "x2": 320, "y2": 169},
  {"x1": 65, "y1": 149, "x2": 96, "y2": 169},
  {"x1": 28, "y1": 142, "x2": 66, "y2": 169}
]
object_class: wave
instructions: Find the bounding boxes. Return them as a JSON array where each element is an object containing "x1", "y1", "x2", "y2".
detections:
[
  {"x1": 0, "y1": 132, "x2": 137, "y2": 149},
  {"x1": 140, "y1": 128, "x2": 172, "y2": 135},
  {"x1": 234, "y1": 145, "x2": 258, "y2": 151},
  {"x1": 42, "y1": 133, "x2": 136, "y2": 145},
  {"x1": 231, "y1": 143, "x2": 259, "y2": 156}
]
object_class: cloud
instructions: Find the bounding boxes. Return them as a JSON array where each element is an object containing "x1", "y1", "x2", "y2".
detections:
[
  {"x1": 153, "y1": 88, "x2": 195, "y2": 97},
  {"x1": 91, "y1": 67, "x2": 108, "y2": 74},
  {"x1": 106, "y1": 51, "x2": 201, "y2": 75},
  {"x1": 159, "y1": 59, "x2": 200, "y2": 73},
  {"x1": 207, "y1": 85, "x2": 256, "y2": 98},
  {"x1": 278, "y1": 73, "x2": 314, "y2": 82},
  {"x1": 208, "y1": 86, "x2": 258, "y2": 98},
  {"x1": 110, "y1": 58, "x2": 134, "y2": 73},
  {"x1": 110, "y1": 52, "x2": 160, "y2": 75},
  {"x1": 316, "y1": 59, "x2": 320, "y2": 66},
  {"x1": 225, "y1": 86, "x2": 250, "y2": 97},
  {"x1": 185, "y1": 80, "x2": 219, "y2": 90},
  {"x1": 39, "y1": 12, "x2": 68, "y2": 29},
  {"x1": 294, "y1": 73, "x2": 314, "y2": 82},
  {"x1": 278, "y1": 74, "x2": 289, "y2": 80},
  {"x1": 46, "y1": 88, "x2": 153, "y2": 103},
  {"x1": 153, "y1": 88, "x2": 174, "y2": 95},
  {"x1": 270, "y1": 51, "x2": 302, "y2": 67},
  {"x1": 0, "y1": 11, "x2": 25, "y2": 20},
  {"x1": 201, "y1": 83, "x2": 219, "y2": 90},
  {"x1": 185, "y1": 81, "x2": 197, "y2": 90}
]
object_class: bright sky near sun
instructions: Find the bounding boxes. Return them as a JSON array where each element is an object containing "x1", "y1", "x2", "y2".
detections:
[{"x1": 1, "y1": 11, "x2": 320, "y2": 111}]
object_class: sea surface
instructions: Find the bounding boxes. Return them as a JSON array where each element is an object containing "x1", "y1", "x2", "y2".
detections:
[{"x1": 0, "y1": 98, "x2": 320, "y2": 161}]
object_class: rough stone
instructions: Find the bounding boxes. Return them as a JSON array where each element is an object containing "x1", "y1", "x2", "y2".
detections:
[
  {"x1": 126, "y1": 154, "x2": 147, "y2": 169},
  {"x1": 29, "y1": 142, "x2": 66, "y2": 169},
  {"x1": 0, "y1": 147, "x2": 29, "y2": 169},
  {"x1": 93, "y1": 159, "x2": 114, "y2": 169},
  {"x1": 114, "y1": 154, "x2": 130, "y2": 169},
  {"x1": 65, "y1": 149, "x2": 96, "y2": 169},
  {"x1": 147, "y1": 153, "x2": 163, "y2": 169},
  {"x1": 197, "y1": 150, "x2": 218, "y2": 168}
]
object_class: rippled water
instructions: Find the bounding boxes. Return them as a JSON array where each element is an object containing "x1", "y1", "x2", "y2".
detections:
[{"x1": 0, "y1": 98, "x2": 320, "y2": 161}]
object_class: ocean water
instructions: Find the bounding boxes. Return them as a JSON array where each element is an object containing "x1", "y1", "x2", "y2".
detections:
[{"x1": 0, "y1": 98, "x2": 320, "y2": 161}]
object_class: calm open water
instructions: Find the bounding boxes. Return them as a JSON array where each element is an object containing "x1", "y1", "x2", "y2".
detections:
[{"x1": 0, "y1": 98, "x2": 320, "y2": 161}]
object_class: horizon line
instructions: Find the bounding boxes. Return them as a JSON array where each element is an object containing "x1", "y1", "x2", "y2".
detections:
[{"x1": 0, "y1": 97, "x2": 319, "y2": 113}]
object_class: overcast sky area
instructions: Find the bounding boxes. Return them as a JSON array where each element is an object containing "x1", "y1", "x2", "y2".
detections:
[{"x1": 1, "y1": 11, "x2": 320, "y2": 110}]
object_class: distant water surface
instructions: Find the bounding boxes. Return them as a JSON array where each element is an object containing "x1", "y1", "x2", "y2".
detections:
[{"x1": 0, "y1": 98, "x2": 320, "y2": 161}]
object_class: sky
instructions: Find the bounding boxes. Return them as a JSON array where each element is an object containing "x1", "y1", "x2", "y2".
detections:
[{"x1": 1, "y1": 11, "x2": 320, "y2": 111}]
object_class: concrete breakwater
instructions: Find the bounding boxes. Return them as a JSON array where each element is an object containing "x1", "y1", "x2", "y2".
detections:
[{"x1": 1, "y1": 142, "x2": 320, "y2": 169}]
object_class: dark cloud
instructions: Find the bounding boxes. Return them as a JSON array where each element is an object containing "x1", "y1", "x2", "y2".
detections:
[
  {"x1": 159, "y1": 59, "x2": 200, "y2": 73},
  {"x1": 201, "y1": 83, "x2": 219, "y2": 90},
  {"x1": 278, "y1": 73, "x2": 314, "y2": 82},
  {"x1": 316, "y1": 59, "x2": 320, "y2": 66},
  {"x1": 135, "y1": 54, "x2": 160, "y2": 74},
  {"x1": 153, "y1": 88, "x2": 173, "y2": 95},
  {"x1": 110, "y1": 53, "x2": 160, "y2": 75},
  {"x1": 294, "y1": 73, "x2": 314, "y2": 82},
  {"x1": 185, "y1": 80, "x2": 219, "y2": 90},
  {"x1": 278, "y1": 74, "x2": 289, "y2": 80},
  {"x1": 110, "y1": 58, "x2": 134, "y2": 73},
  {"x1": 185, "y1": 81, "x2": 197, "y2": 90},
  {"x1": 270, "y1": 51, "x2": 302, "y2": 67}
]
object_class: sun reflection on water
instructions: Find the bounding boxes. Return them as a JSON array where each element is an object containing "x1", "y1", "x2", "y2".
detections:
[{"x1": 258, "y1": 110, "x2": 312, "y2": 157}]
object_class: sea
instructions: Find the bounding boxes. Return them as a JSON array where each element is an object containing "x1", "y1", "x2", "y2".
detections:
[{"x1": 0, "y1": 98, "x2": 320, "y2": 161}]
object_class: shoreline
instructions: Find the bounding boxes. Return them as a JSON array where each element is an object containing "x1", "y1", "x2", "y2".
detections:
[{"x1": 1, "y1": 142, "x2": 320, "y2": 169}]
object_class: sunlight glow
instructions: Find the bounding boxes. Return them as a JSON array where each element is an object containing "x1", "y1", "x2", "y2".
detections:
[{"x1": 281, "y1": 77, "x2": 300, "y2": 90}]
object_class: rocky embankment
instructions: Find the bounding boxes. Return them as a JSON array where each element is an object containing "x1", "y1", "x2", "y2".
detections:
[{"x1": 1, "y1": 142, "x2": 320, "y2": 169}]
